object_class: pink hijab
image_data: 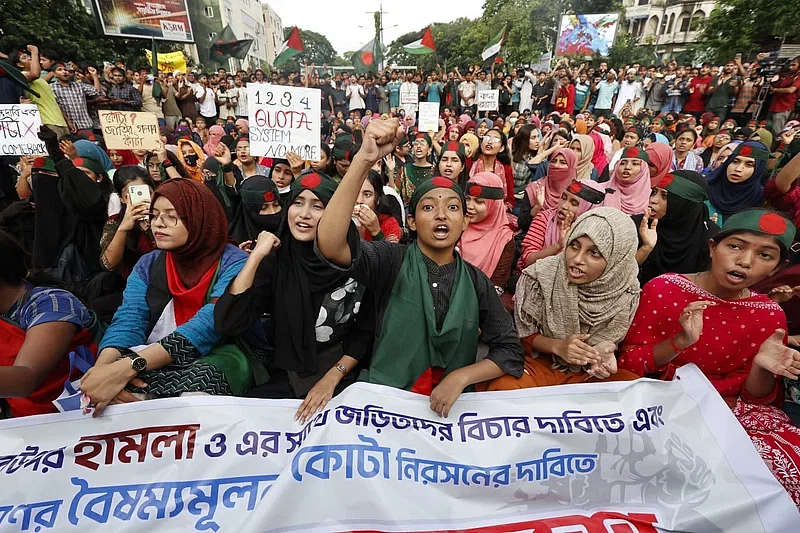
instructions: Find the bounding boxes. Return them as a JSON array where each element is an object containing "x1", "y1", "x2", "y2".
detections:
[
  {"x1": 589, "y1": 131, "x2": 609, "y2": 174},
  {"x1": 603, "y1": 157, "x2": 652, "y2": 215},
  {"x1": 543, "y1": 179, "x2": 607, "y2": 247},
  {"x1": 645, "y1": 142, "x2": 672, "y2": 187},
  {"x1": 460, "y1": 172, "x2": 514, "y2": 278},
  {"x1": 203, "y1": 125, "x2": 225, "y2": 157},
  {"x1": 525, "y1": 148, "x2": 578, "y2": 211}
]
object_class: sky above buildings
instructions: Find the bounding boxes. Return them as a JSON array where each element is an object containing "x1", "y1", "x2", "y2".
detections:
[{"x1": 264, "y1": 0, "x2": 485, "y2": 56}]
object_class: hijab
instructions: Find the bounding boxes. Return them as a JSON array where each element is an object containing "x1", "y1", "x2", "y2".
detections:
[
  {"x1": 573, "y1": 134, "x2": 595, "y2": 180},
  {"x1": 603, "y1": 154, "x2": 652, "y2": 215},
  {"x1": 203, "y1": 125, "x2": 225, "y2": 157},
  {"x1": 645, "y1": 141, "x2": 672, "y2": 187},
  {"x1": 460, "y1": 172, "x2": 514, "y2": 278},
  {"x1": 150, "y1": 178, "x2": 228, "y2": 287},
  {"x1": 108, "y1": 149, "x2": 139, "y2": 168},
  {"x1": 707, "y1": 140, "x2": 768, "y2": 217},
  {"x1": 460, "y1": 133, "x2": 479, "y2": 159},
  {"x1": 271, "y1": 172, "x2": 349, "y2": 374},
  {"x1": 176, "y1": 139, "x2": 207, "y2": 181},
  {"x1": 75, "y1": 140, "x2": 114, "y2": 172},
  {"x1": 516, "y1": 208, "x2": 641, "y2": 350},
  {"x1": 524, "y1": 148, "x2": 578, "y2": 212},
  {"x1": 543, "y1": 179, "x2": 608, "y2": 248},
  {"x1": 640, "y1": 170, "x2": 718, "y2": 284},
  {"x1": 589, "y1": 131, "x2": 609, "y2": 173},
  {"x1": 229, "y1": 176, "x2": 283, "y2": 244}
]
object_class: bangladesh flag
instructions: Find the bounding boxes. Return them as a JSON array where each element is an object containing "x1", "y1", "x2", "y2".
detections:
[
  {"x1": 481, "y1": 25, "x2": 507, "y2": 61},
  {"x1": 352, "y1": 38, "x2": 381, "y2": 73},
  {"x1": 403, "y1": 27, "x2": 436, "y2": 55},
  {"x1": 274, "y1": 27, "x2": 304, "y2": 67}
]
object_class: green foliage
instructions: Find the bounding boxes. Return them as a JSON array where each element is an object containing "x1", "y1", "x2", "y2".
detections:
[
  {"x1": 276, "y1": 28, "x2": 347, "y2": 72},
  {"x1": 385, "y1": 0, "x2": 624, "y2": 72},
  {"x1": 606, "y1": 33, "x2": 657, "y2": 67},
  {"x1": 698, "y1": 0, "x2": 800, "y2": 62},
  {"x1": 0, "y1": 0, "x2": 182, "y2": 68}
]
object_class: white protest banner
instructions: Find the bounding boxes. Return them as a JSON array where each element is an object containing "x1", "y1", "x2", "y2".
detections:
[
  {"x1": 531, "y1": 52, "x2": 552, "y2": 73},
  {"x1": 478, "y1": 90, "x2": 499, "y2": 111},
  {"x1": 248, "y1": 85, "x2": 321, "y2": 161},
  {"x1": 400, "y1": 86, "x2": 419, "y2": 105},
  {"x1": 98, "y1": 111, "x2": 160, "y2": 150},
  {"x1": 0, "y1": 365, "x2": 796, "y2": 532},
  {"x1": 417, "y1": 102, "x2": 440, "y2": 133},
  {"x1": 0, "y1": 104, "x2": 46, "y2": 156}
]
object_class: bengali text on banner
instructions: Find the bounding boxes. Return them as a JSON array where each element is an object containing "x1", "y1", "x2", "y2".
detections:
[{"x1": 0, "y1": 365, "x2": 796, "y2": 532}]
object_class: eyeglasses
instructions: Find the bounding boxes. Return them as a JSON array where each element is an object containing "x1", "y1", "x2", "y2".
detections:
[
  {"x1": 146, "y1": 212, "x2": 182, "y2": 227},
  {"x1": 412, "y1": 140, "x2": 429, "y2": 147}
]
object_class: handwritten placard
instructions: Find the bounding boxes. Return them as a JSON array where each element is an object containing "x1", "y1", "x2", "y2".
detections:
[
  {"x1": 98, "y1": 111, "x2": 160, "y2": 150},
  {"x1": 477, "y1": 90, "x2": 499, "y2": 111},
  {"x1": 248, "y1": 85, "x2": 321, "y2": 161},
  {"x1": 400, "y1": 86, "x2": 419, "y2": 106},
  {"x1": 417, "y1": 102, "x2": 440, "y2": 133},
  {"x1": 0, "y1": 104, "x2": 46, "y2": 156}
]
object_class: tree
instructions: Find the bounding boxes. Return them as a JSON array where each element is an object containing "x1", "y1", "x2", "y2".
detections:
[
  {"x1": 606, "y1": 33, "x2": 657, "y2": 68},
  {"x1": 0, "y1": 0, "x2": 181, "y2": 68},
  {"x1": 698, "y1": 0, "x2": 800, "y2": 62}
]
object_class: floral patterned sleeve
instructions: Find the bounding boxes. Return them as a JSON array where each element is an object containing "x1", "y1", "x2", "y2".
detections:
[{"x1": 99, "y1": 215, "x2": 121, "y2": 271}]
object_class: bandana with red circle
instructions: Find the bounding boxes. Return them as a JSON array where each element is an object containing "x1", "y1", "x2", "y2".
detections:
[
  {"x1": 466, "y1": 182, "x2": 504, "y2": 200},
  {"x1": 720, "y1": 209, "x2": 795, "y2": 252}
]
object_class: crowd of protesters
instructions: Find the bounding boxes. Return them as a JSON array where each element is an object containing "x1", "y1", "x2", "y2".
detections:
[{"x1": 2, "y1": 42, "x2": 800, "y2": 505}]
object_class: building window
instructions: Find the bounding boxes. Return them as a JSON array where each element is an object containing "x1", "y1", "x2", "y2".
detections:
[
  {"x1": 638, "y1": 0, "x2": 649, "y2": 5},
  {"x1": 690, "y1": 10, "x2": 705, "y2": 31},
  {"x1": 679, "y1": 15, "x2": 690, "y2": 32},
  {"x1": 667, "y1": 14, "x2": 675, "y2": 34},
  {"x1": 209, "y1": 32, "x2": 217, "y2": 41},
  {"x1": 204, "y1": 6, "x2": 214, "y2": 17}
]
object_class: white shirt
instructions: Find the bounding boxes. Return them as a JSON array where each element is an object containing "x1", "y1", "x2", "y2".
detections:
[
  {"x1": 613, "y1": 80, "x2": 643, "y2": 115},
  {"x1": 346, "y1": 83, "x2": 366, "y2": 109},
  {"x1": 234, "y1": 86, "x2": 248, "y2": 117},
  {"x1": 195, "y1": 85, "x2": 217, "y2": 118},
  {"x1": 399, "y1": 81, "x2": 418, "y2": 112}
]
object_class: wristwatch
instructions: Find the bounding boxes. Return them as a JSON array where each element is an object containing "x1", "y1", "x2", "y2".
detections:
[
  {"x1": 124, "y1": 353, "x2": 148, "y2": 373},
  {"x1": 335, "y1": 364, "x2": 347, "y2": 376}
]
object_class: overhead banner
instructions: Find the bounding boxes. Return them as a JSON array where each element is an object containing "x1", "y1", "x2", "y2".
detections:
[
  {"x1": 0, "y1": 365, "x2": 796, "y2": 532},
  {"x1": 144, "y1": 50, "x2": 187, "y2": 74},
  {"x1": 92, "y1": 0, "x2": 194, "y2": 43},
  {"x1": 247, "y1": 85, "x2": 321, "y2": 161},
  {"x1": 0, "y1": 104, "x2": 46, "y2": 156},
  {"x1": 556, "y1": 13, "x2": 620, "y2": 57},
  {"x1": 98, "y1": 111, "x2": 160, "y2": 150}
]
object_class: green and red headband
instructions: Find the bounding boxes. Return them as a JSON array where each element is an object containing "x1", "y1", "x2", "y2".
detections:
[
  {"x1": 732, "y1": 141, "x2": 770, "y2": 162},
  {"x1": 465, "y1": 181, "x2": 504, "y2": 200},
  {"x1": 32, "y1": 156, "x2": 57, "y2": 174},
  {"x1": 288, "y1": 172, "x2": 338, "y2": 206},
  {"x1": 656, "y1": 172, "x2": 707, "y2": 203},
  {"x1": 719, "y1": 209, "x2": 796, "y2": 253},
  {"x1": 72, "y1": 156, "x2": 105, "y2": 177},
  {"x1": 441, "y1": 141, "x2": 466, "y2": 158},
  {"x1": 413, "y1": 132, "x2": 432, "y2": 147},
  {"x1": 240, "y1": 176, "x2": 280, "y2": 210},
  {"x1": 620, "y1": 146, "x2": 650, "y2": 163},
  {"x1": 409, "y1": 176, "x2": 466, "y2": 215},
  {"x1": 566, "y1": 180, "x2": 612, "y2": 204}
]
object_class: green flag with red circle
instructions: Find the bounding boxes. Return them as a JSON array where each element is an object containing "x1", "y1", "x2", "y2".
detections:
[{"x1": 352, "y1": 38, "x2": 382, "y2": 73}]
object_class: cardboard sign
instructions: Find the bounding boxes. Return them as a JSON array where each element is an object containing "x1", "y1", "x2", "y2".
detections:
[
  {"x1": 477, "y1": 90, "x2": 499, "y2": 111},
  {"x1": 98, "y1": 111, "x2": 160, "y2": 150},
  {"x1": 248, "y1": 85, "x2": 321, "y2": 161},
  {"x1": 400, "y1": 86, "x2": 419, "y2": 105},
  {"x1": 417, "y1": 102, "x2": 440, "y2": 133},
  {"x1": 0, "y1": 104, "x2": 46, "y2": 156}
]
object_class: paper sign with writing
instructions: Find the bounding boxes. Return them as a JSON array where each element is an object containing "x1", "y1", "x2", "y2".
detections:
[
  {"x1": 477, "y1": 90, "x2": 499, "y2": 111},
  {"x1": 98, "y1": 111, "x2": 160, "y2": 150},
  {"x1": 0, "y1": 365, "x2": 795, "y2": 532},
  {"x1": 0, "y1": 104, "x2": 46, "y2": 156},
  {"x1": 400, "y1": 86, "x2": 419, "y2": 105},
  {"x1": 417, "y1": 102, "x2": 440, "y2": 133},
  {"x1": 248, "y1": 85, "x2": 321, "y2": 161}
]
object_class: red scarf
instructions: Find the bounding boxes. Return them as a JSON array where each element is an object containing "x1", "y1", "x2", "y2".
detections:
[{"x1": 165, "y1": 253, "x2": 218, "y2": 325}]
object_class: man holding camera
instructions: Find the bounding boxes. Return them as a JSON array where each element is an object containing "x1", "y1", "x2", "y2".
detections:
[{"x1": 768, "y1": 56, "x2": 800, "y2": 135}]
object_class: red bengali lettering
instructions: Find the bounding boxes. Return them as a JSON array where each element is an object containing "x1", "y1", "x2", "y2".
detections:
[
  {"x1": 253, "y1": 108, "x2": 312, "y2": 131},
  {"x1": 73, "y1": 424, "x2": 200, "y2": 470},
  {"x1": 343, "y1": 511, "x2": 660, "y2": 533}
]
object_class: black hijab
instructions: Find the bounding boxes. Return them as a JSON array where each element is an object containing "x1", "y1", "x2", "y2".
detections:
[
  {"x1": 640, "y1": 170, "x2": 719, "y2": 285},
  {"x1": 270, "y1": 172, "x2": 348, "y2": 374},
  {"x1": 229, "y1": 175, "x2": 283, "y2": 244}
]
